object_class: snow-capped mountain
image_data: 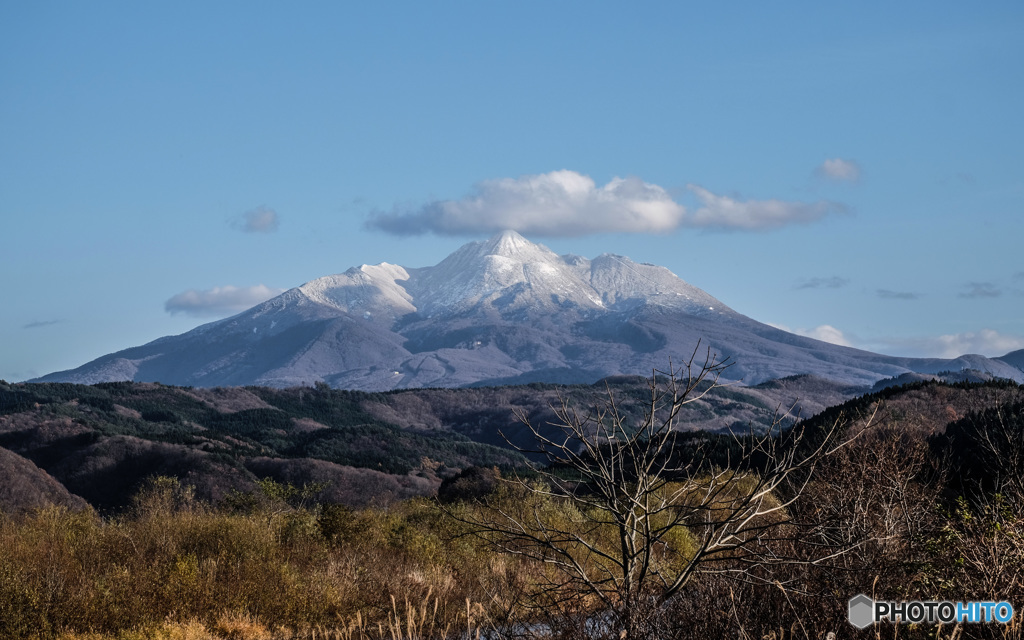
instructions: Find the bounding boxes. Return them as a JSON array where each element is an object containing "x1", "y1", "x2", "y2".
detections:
[{"x1": 34, "y1": 231, "x2": 1024, "y2": 390}]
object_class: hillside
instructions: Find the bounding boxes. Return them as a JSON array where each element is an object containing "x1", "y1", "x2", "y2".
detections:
[
  {"x1": 3, "y1": 375, "x2": 1022, "y2": 514},
  {"x1": 0, "y1": 372, "x2": 859, "y2": 512},
  {"x1": 0, "y1": 380, "x2": 526, "y2": 512},
  {"x1": 0, "y1": 446, "x2": 88, "y2": 513}
]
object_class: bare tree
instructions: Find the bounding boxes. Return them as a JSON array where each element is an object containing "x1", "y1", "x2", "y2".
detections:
[
  {"x1": 455, "y1": 346, "x2": 854, "y2": 640},
  {"x1": 937, "y1": 402, "x2": 1024, "y2": 604}
]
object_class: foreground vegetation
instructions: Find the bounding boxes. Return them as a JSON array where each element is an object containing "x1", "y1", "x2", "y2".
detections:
[
  {"x1": 1, "y1": 378, "x2": 1023, "y2": 639},
  {"x1": 0, "y1": 477, "x2": 498, "y2": 639}
]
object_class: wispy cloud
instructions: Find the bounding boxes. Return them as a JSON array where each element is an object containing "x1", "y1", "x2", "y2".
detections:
[
  {"x1": 23, "y1": 319, "x2": 62, "y2": 329},
  {"x1": 795, "y1": 276, "x2": 848, "y2": 290},
  {"x1": 770, "y1": 323, "x2": 854, "y2": 348},
  {"x1": 877, "y1": 289, "x2": 920, "y2": 300},
  {"x1": 367, "y1": 170, "x2": 846, "y2": 237},
  {"x1": 774, "y1": 323, "x2": 1023, "y2": 359},
  {"x1": 165, "y1": 284, "x2": 285, "y2": 317},
  {"x1": 232, "y1": 206, "x2": 279, "y2": 233},
  {"x1": 959, "y1": 282, "x2": 1001, "y2": 299},
  {"x1": 815, "y1": 158, "x2": 861, "y2": 182},
  {"x1": 800, "y1": 324, "x2": 854, "y2": 347},
  {"x1": 686, "y1": 185, "x2": 845, "y2": 230},
  {"x1": 875, "y1": 329, "x2": 1024, "y2": 359}
]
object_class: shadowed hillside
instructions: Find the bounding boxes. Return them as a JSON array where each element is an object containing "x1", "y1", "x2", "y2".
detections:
[
  {"x1": 3, "y1": 375, "x2": 1022, "y2": 515},
  {"x1": 0, "y1": 380, "x2": 526, "y2": 513}
]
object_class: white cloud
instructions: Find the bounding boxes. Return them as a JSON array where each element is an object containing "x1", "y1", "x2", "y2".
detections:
[
  {"x1": 877, "y1": 329, "x2": 1024, "y2": 359},
  {"x1": 233, "y1": 206, "x2": 279, "y2": 233},
  {"x1": 368, "y1": 170, "x2": 685, "y2": 237},
  {"x1": 771, "y1": 322, "x2": 1024, "y2": 359},
  {"x1": 801, "y1": 324, "x2": 854, "y2": 347},
  {"x1": 367, "y1": 170, "x2": 844, "y2": 237},
  {"x1": 816, "y1": 158, "x2": 861, "y2": 182},
  {"x1": 769, "y1": 323, "x2": 854, "y2": 347},
  {"x1": 686, "y1": 185, "x2": 845, "y2": 231},
  {"x1": 165, "y1": 284, "x2": 285, "y2": 317}
]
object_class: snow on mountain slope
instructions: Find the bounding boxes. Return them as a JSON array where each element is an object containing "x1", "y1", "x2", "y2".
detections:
[
  {"x1": 297, "y1": 263, "x2": 416, "y2": 320},
  {"x1": 573, "y1": 252, "x2": 731, "y2": 314},
  {"x1": 34, "y1": 230, "x2": 1024, "y2": 390},
  {"x1": 405, "y1": 230, "x2": 606, "y2": 316}
]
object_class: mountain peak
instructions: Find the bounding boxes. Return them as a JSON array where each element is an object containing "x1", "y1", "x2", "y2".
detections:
[
  {"x1": 405, "y1": 230, "x2": 572, "y2": 315},
  {"x1": 34, "y1": 229, "x2": 1024, "y2": 390},
  {"x1": 477, "y1": 229, "x2": 549, "y2": 260},
  {"x1": 489, "y1": 229, "x2": 526, "y2": 243}
]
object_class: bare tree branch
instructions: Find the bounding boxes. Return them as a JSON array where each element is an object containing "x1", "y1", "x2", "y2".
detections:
[{"x1": 449, "y1": 346, "x2": 863, "y2": 640}]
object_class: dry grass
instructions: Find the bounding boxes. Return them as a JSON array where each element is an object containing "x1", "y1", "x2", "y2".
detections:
[
  {"x1": 3, "y1": 434, "x2": 1023, "y2": 640},
  {"x1": 0, "y1": 477, "x2": 496, "y2": 640}
]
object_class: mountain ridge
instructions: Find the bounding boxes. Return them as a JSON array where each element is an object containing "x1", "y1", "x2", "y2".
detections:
[{"x1": 34, "y1": 231, "x2": 1024, "y2": 389}]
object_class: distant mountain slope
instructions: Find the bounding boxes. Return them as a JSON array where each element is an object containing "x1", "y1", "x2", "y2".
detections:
[
  {"x1": 35, "y1": 231, "x2": 1024, "y2": 389},
  {"x1": 997, "y1": 349, "x2": 1024, "y2": 373}
]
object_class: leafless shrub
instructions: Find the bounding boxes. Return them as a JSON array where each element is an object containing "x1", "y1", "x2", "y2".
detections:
[{"x1": 451, "y1": 346, "x2": 860, "y2": 640}]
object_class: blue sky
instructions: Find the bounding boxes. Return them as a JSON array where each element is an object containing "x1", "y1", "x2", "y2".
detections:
[{"x1": 2, "y1": 1, "x2": 1023, "y2": 382}]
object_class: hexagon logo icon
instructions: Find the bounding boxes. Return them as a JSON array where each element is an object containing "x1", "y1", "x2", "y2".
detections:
[{"x1": 848, "y1": 594, "x2": 874, "y2": 629}]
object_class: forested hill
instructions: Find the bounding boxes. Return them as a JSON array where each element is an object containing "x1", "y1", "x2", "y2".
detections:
[
  {"x1": 2, "y1": 374, "x2": 1020, "y2": 514},
  {"x1": 0, "y1": 380, "x2": 526, "y2": 513}
]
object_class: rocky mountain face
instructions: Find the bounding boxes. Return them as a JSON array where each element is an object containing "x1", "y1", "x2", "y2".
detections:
[{"x1": 35, "y1": 231, "x2": 1024, "y2": 390}]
